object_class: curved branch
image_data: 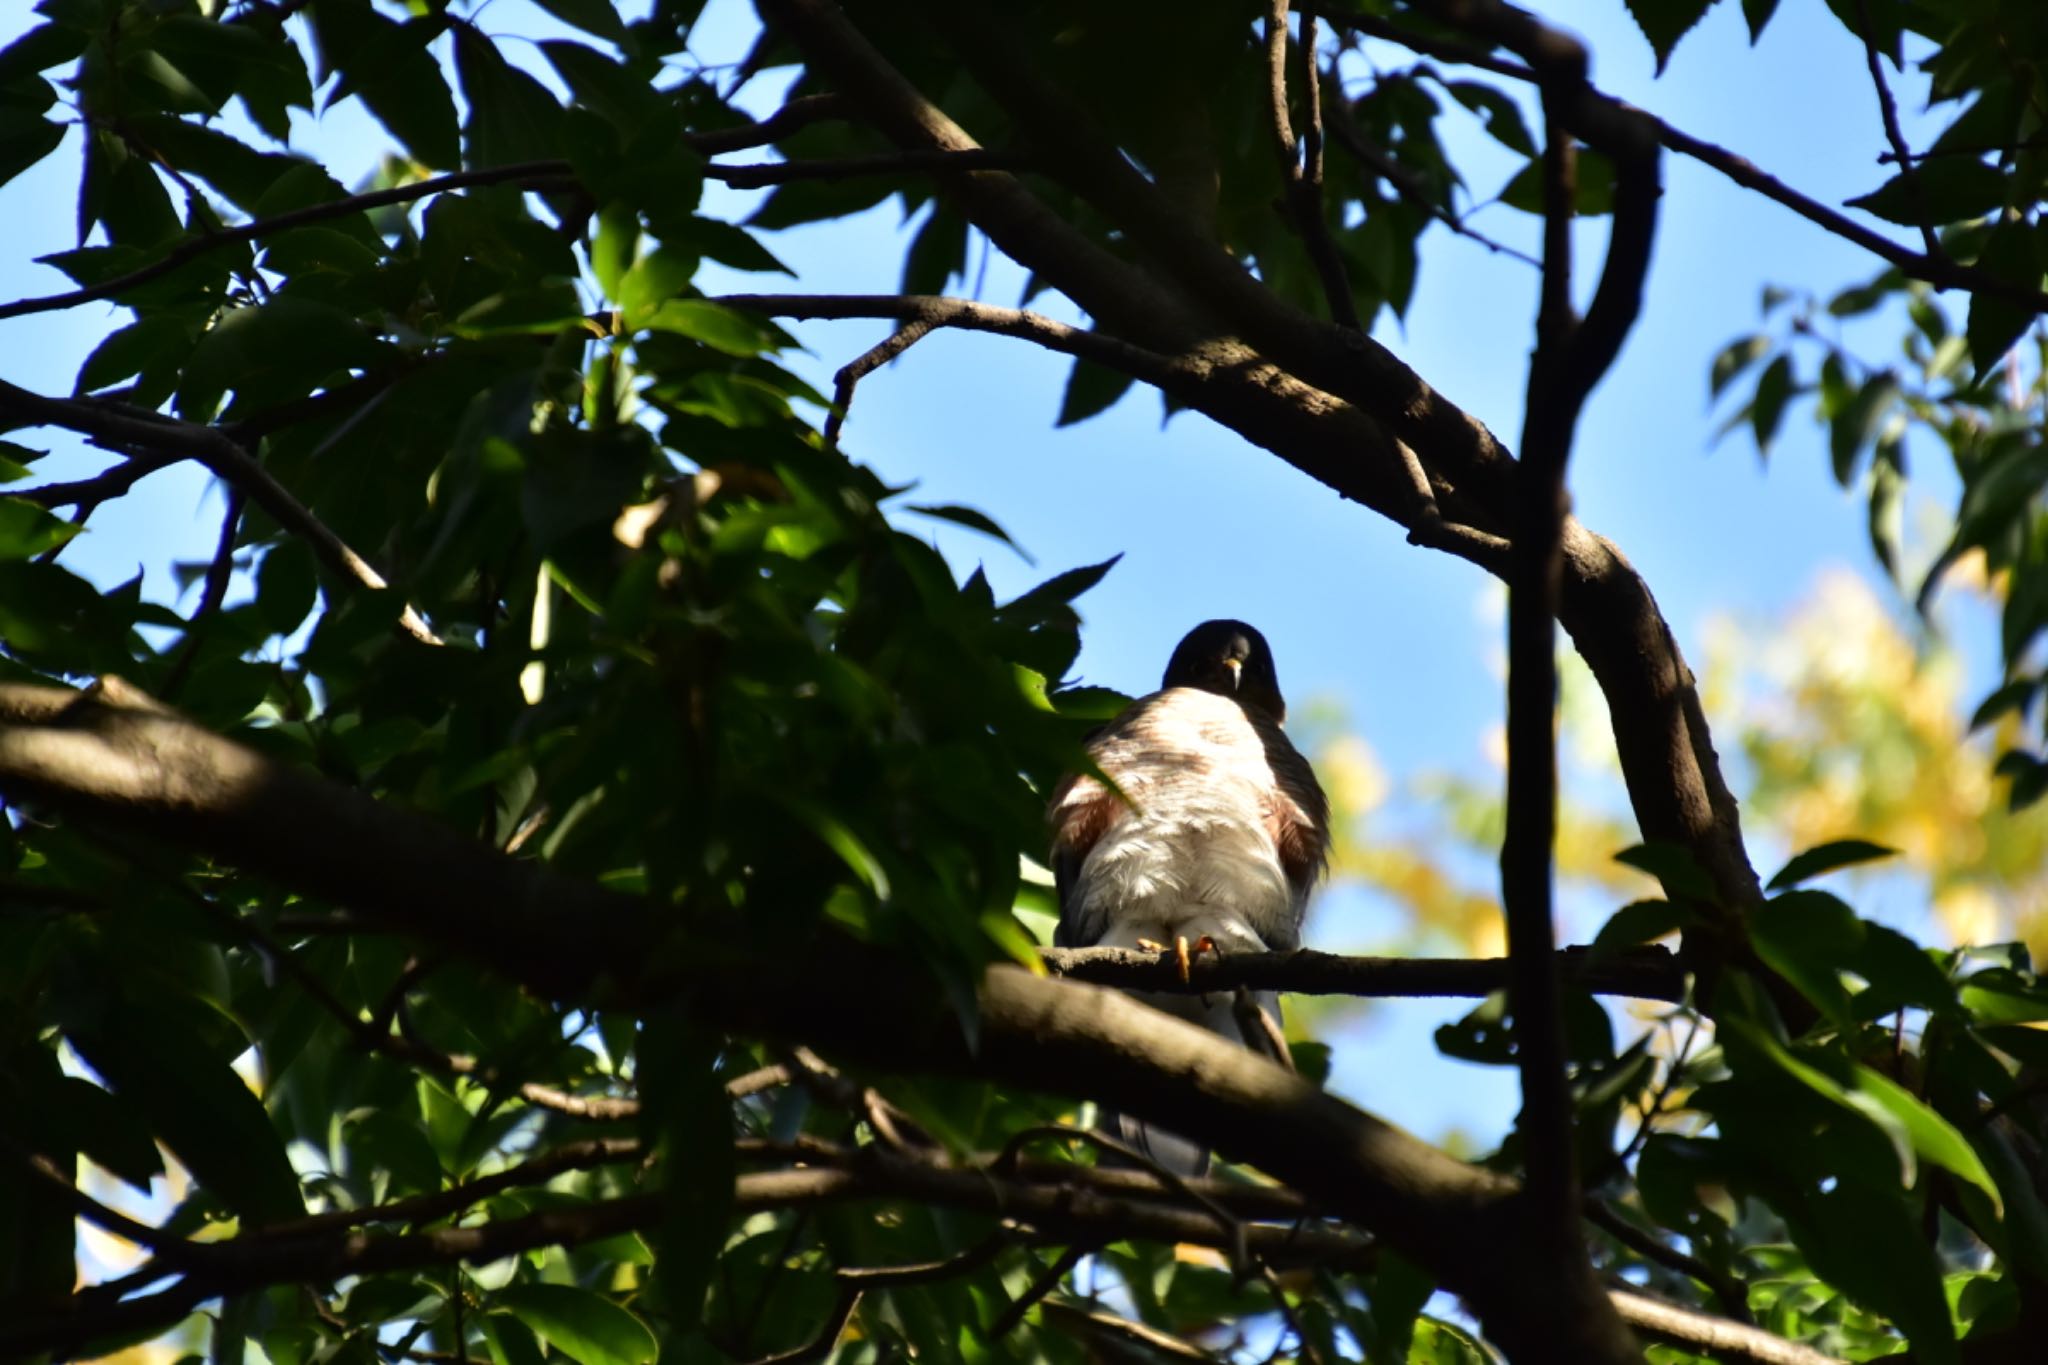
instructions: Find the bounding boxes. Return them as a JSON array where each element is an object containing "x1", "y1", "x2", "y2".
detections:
[
  {"x1": 0, "y1": 381, "x2": 440, "y2": 645},
  {"x1": 758, "y1": 0, "x2": 1762, "y2": 926}
]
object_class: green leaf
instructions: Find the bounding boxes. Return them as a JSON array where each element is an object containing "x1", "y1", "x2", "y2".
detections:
[
  {"x1": 1500, "y1": 150, "x2": 1616, "y2": 216},
  {"x1": 1845, "y1": 160, "x2": 2006, "y2": 227},
  {"x1": 1621, "y1": 0, "x2": 1715, "y2": 74},
  {"x1": 1006, "y1": 555, "x2": 1122, "y2": 617},
  {"x1": 1749, "y1": 889, "x2": 1863, "y2": 1026},
  {"x1": 906, "y1": 504, "x2": 1032, "y2": 561},
  {"x1": 1612, "y1": 842, "x2": 1716, "y2": 901},
  {"x1": 312, "y1": 3, "x2": 460, "y2": 169},
  {"x1": 1966, "y1": 218, "x2": 2042, "y2": 377},
  {"x1": 1766, "y1": 839, "x2": 1898, "y2": 891},
  {"x1": 1056, "y1": 355, "x2": 1136, "y2": 428},
  {"x1": 1830, "y1": 373, "x2": 1899, "y2": 486},
  {"x1": 75, "y1": 315, "x2": 190, "y2": 394},
  {"x1": 0, "y1": 498, "x2": 80, "y2": 560},
  {"x1": 496, "y1": 1286, "x2": 656, "y2": 1365},
  {"x1": 0, "y1": 110, "x2": 63, "y2": 192},
  {"x1": 1741, "y1": 0, "x2": 1782, "y2": 42},
  {"x1": 256, "y1": 541, "x2": 319, "y2": 636},
  {"x1": 1587, "y1": 899, "x2": 1692, "y2": 961},
  {"x1": 67, "y1": 1000, "x2": 304, "y2": 1225},
  {"x1": 1750, "y1": 353, "x2": 1792, "y2": 457},
  {"x1": 1802, "y1": 1183, "x2": 1957, "y2": 1364},
  {"x1": 1443, "y1": 81, "x2": 1534, "y2": 156},
  {"x1": 455, "y1": 28, "x2": 565, "y2": 167},
  {"x1": 636, "y1": 1012, "x2": 733, "y2": 1320},
  {"x1": 1848, "y1": 1065, "x2": 2001, "y2": 1213},
  {"x1": 529, "y1": 0, "x2": 633, "y2": 47},
  {"x1": 1365, "y1": 1251, "x2": 1436, "y2": 1364},
  {"x1": 1708, "y1": 335, "x2": 1769, "y2": 399},
  {"x1": 1971, "y1": 678, "x2": 2040, "y2": 731},
  {"x1": 638, "y1": 300, "x2": 782, "y2": 356}
]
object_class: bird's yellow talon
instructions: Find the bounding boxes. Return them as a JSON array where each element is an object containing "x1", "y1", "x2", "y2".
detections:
[
  {"x1": 1136, "y1": 937, "x2": 1169, "y2": 953},
  {"x1": 1175, "y1": 934, "x2": 1192, "y2": 982}
]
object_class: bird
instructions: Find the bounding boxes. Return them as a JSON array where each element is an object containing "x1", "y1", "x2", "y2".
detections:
[{"x1": 1048, "y1": 619, "x2": 1329, "y2": 1174}]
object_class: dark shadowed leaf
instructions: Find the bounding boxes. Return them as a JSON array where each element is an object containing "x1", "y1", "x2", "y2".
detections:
[
  {"x1": 497, "y1": 1285, "x2": 656, "y2": 1365},
  {"x1": 1845, "y1": 160, "x2": 2006, "y2": 227},
  {"x1": 1613, "y1": 842, "x2": 1716, "y2": 902},
  {"x1": 1966, "y1": 218, "x2": 2042, "y2": 377},
  {"x1": 1621, "y1": 0, "x2": 1716, "y2": 73},
  {"x1": 906, "y1": 504, "x2": 1032, "y2": 560},
  {"x1": 1588, "y1": 899, "x2": 1694, "y2": 961},
  {"x1": 1500, "y1": 151, "x2": 1616, "y2": 216},
  {"x1": 1750, "y1": 353, "x2": 1793, "y2": 457},
  {"x1": 67, "y1": 1001, "x2": 304, "y2": 1225},
  {"x1": 1766, "y1": 839, "x2": 1898, "y2": 891},
  {"x1": 0, "y1": 499, "x2": 80, "y2": 560},
  {"x1": 1057, "y1": 356, "x2": 1136, "y2": 428}
]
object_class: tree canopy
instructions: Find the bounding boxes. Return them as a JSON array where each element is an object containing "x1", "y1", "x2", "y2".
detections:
[{"x1": 1, "y1": 1, "x2": 2047, "y2": 1363}]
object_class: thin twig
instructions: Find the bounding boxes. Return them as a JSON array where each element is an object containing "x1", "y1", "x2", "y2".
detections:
[
  {"x1": 715, "y1": 294, "x2": 1183, "y2": 390},
  {"x1": 1037, "y1": 1301, "x2": 1217, "y2": 1362},
  {"x1": 16, "y1": 449, "x2": 186, "y2": 510},
  {"x1": 17, "y1": 1151, "x2": 212, "y2": 1266},
  {"x1": 1256, "y1": 1260, "x2": 1327, "y2": 1365},
  {"x1": 160, "y1": 489, "x2": 246, "y2": 701},
  {"x1": 706, "y1": 147, "x2": 1025, "y2": 189},
  {"x1": 1851, "y1": 0, "x2": 1938, "y2": 258},
  {"x1": 691, "y1": 93, "x2": 851, "y2": 155},
  {"x1": 825, "y1": 319, "x2": 935, "y2": 446},
  {"x1": 984, "y1": 1244, "x2": 1091, "y2": 1339},
  {"x1": 1320, "y1": 89, "x2": 1542, "y2": 269},
  {"x1": 1230, "y1": 987, "x2": 1296, "y2": 1073},
  {"x1": 0, "y1": 161, "x2": 573, "y2": 324},
  {"x1": 995, "y1": 1126, "x2": 1249, "y2": 1273},
  {"x1": 1586, "y1": 1199, "x2": 1749, "y2": 1323},
  {"x1": 1264, "y1": 1, "x2": 1361, "y2": 329}
]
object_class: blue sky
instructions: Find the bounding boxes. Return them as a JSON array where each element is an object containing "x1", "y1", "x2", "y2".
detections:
[{"x1": 0, "y1": 0, "x2": 1979, "y2": 1145}]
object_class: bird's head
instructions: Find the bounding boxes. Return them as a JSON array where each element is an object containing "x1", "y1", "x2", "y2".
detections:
[{"x1": 1162, "y1": 619, "x2": 1287, "y2": 722}]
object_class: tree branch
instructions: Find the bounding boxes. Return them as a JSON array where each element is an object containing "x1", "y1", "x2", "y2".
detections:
[
  {"x1": 705, "y1": 148, "x2": 1026, "y2": 189},
  {"x1": 1040, "y1": 943, "x2": 1685, "y2": 1002},
  {"x1": 1610, "y1": 1289, "x2": 1844, "y2": 1365},
  {"x1": 1265, "y1": 2, "x2": 1362, "y2": 329},
  {"x1": 1337, "y1": 2, "x2": 2048, "y2": 316},
  {"x1": 0, "y1": 161, "x2": 574, "y2": 324},
  {"x1": 0, "y1": 381, "x2": 440, "y2": 645},
  {"x1": 759, "y1": 0, "x2": 1761, "y2": 922},
  {"x1": 1851, "y1": 0, "x2": 1938, "y2": 259}
]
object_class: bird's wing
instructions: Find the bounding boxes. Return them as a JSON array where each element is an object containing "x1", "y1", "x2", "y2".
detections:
[
  {"x1": 1047, "y1": 765, "x2": 1119, "y2": 948},
  {"x1": 1248, "y1": 710, "x2": 1331, "y2": 950}
]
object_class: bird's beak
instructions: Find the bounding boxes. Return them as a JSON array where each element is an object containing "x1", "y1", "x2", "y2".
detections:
[{"x1": 1223, "y1": 658, "x2": 1242, "y2": 691}]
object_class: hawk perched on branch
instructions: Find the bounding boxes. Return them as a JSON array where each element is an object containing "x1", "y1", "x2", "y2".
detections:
[{"x1": 1049, "y1": 620, "x2": 1330, "y2": 1173}]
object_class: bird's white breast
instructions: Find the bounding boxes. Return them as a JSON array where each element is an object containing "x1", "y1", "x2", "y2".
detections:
[{"x1": 1065, "y1": 688, "x2": 1299, "y2": 952}]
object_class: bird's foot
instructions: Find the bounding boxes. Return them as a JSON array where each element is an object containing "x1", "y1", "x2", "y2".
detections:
[{"x1": 1135, "y1": 936, "x2": 1219, "y2": 983}]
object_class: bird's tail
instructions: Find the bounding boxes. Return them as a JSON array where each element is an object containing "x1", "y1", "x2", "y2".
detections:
[
  {"x1": 1095, "y1": 985, "x2": 1285, "y2": 1178},
  {"x1": 1110, "y1": 1111, "x2": 1211, "y2": 1178}
]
